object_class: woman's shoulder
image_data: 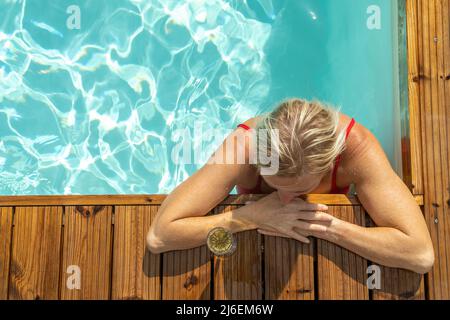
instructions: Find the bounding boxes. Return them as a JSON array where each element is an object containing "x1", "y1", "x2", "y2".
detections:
[
  {"x1": 341, "y1": 117, "x2": 387, "y2": 173},
  {"x1": 336, "y1": 116, "x2": 389, "y2": 187}
]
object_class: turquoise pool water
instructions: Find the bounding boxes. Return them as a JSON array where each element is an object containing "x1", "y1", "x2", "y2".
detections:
[{"x1": 0, "y1": 0, "x2": 402, "y2": 195}]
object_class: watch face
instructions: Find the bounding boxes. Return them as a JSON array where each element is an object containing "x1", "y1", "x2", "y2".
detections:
[{"x1": 207, "y1": 227, "x2": 236, "y2": 256}]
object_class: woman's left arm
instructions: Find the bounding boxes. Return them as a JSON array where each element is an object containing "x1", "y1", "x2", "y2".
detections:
[{"x1": 311, "y1": 132, "x2": 434, "y2": 274}]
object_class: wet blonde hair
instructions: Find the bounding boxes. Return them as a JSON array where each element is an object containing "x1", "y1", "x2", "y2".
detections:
[{"x1": 256, "y1": 98, "x2": 347, "y2": 176}]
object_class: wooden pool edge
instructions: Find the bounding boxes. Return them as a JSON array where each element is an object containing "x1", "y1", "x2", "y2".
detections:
[
  {"x1": 0, "y1": 193, "x2": 427, "y2": 300},
  {"x1": 0, "y1": 194, "x2": 424, "y2": 206}
]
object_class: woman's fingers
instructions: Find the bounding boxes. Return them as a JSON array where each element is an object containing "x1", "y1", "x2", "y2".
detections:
[
  {"x1": 293, "y1": 220, "x2": 328, "y2": 232},
  {"x1": 296, "y1": 211, "x2": 333, "y2": 222},
  {"x1": 285, "y1": 200, "x2": 328, "y2": 212},
  {"x1": 258, "y1": 228, "x2": 310, "y2": 244},
  {"x1": 306, "y1": 203, "x2": 328, "y2": 211},
  {"x1": 257, "y1": 229, "x2": 290, "y2": 238},
  {"x1": 283, "y1": 211, "x2": 332, "y2": 222},
  {"x1": 283, "y1": 229, "x2": 311, "y2": 244}
]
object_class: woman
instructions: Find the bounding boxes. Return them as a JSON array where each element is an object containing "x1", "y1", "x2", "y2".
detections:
[{"x1": 147, "y1": 98, "x2": 434, "y2": 274}]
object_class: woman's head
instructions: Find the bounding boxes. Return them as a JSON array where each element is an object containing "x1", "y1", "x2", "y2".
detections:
[{"x1": 256, "y1": 98, "x2": 347, "y2": 201}]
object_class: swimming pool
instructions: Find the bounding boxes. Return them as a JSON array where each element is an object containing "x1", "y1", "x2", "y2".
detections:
[{"x1": 0, "y1": 0, "x2": 404, "y2": 195}]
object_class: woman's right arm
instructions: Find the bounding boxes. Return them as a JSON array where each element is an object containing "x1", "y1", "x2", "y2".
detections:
[
  {"x1": 146, "y1": 127, "x2": 259, "y2": 253},
  {"x1": 146, "y1": 161, "x2": 256, "y2": 253}
]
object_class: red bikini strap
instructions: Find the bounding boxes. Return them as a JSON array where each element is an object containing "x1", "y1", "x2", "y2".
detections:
[
  {"x1": 331, "y1": 118, "x2": 356, "y2": 191},
  {"x1": 345, "y1": 118, "x2": 356, "y2": 139},
  {"x1": 237, "y1": 123, "x2": 251, "y2": 131}
]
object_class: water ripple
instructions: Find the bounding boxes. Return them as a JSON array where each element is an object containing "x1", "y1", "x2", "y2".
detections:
[{"x1": 0, "y1": 0, "x2": 273, "y2": 194}]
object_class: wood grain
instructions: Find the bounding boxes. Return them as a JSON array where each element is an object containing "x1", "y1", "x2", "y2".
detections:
[
  {"x1": 0, "y1": 195, "x2": 166, "y2": 206},
  {"x1": 415, "y1": 0, "x2": 450, "y2": 300},
  {"x1": 0, "y1": 194, "x2": 423, "y2": 206},
  {"x1": 213, "y1": 231, "x2": 262, "y2": 300},
  {"x1": 160, "y1": 204, "x2": 214, "y2": 300},
  {"x1": 162, "y1": 246, "x2": 211, "y2": 300},
  {"x1": 60, "y1": 206, "x2": 113, "y2": 299},
  {"x1": 9, "y1": 207, "x2": 62, "y2": 300},
  {"x1": 406, "y1": 0, "x2": 424, "y2": 194},
  {"x1": 264, "y1": 235, "x2": 314, "y2": 300},
  {"x1": 213, "y1": 206, "x2": 262, "y2": 300},
  {"x1": 112, "y1": 205, "x2": 160, "y2": 300},
  {"x1": 317, "y1": 206, "x2": 368, "y2": 300},
  {"x1": 0, "y1": 207, "x2": 13, "y2": 299}
]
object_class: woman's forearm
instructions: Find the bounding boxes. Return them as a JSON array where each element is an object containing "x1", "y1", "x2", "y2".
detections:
[
  {"x1": 147, "y1": 205, "x2": 258, "y2": 253},
  {"x1": 320, "y1": 220, "x2": 434, "y2": 274}
]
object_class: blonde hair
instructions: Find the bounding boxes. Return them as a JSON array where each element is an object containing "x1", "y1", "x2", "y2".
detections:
[{"x1": 256, "y1": 98, "x2": 347, "y2": 176}]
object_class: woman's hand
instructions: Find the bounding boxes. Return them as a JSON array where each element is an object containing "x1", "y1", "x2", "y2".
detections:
[{"x1": 245, "y1": 192, "x2": 334, "y2": 244}]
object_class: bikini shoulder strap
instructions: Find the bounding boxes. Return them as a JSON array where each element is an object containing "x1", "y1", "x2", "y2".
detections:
[{"x1": 237, "y1": 123, "x2": 251, "y2": 131}]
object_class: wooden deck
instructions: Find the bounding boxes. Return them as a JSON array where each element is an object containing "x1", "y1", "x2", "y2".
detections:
[
  {"x1": 0, "y1": 0, "x2": 448, "y2": 301},
  {"x1": 0, "y1": 194, "x2": 426, "y2": 300},
  {"x1": 406, "y1": 0, "x2": 450, "y2": 299}
]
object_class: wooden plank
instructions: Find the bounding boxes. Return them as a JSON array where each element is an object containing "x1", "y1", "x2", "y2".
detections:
[
  {"x1": 0, "y1": 195, "x2": 166, "y2": 206},
  {"x1": 406, "y1": 0, "x2": 424, "y2": 194},
  {"x1": 60, "y1": 206, "x2": 113, "y2": 300},
  {"x1": 214, "y1": 206, "x2": 262, "y2": 300},
  {"x1": 0, "y1": 194, "x2": 361, "y2": 206},
  {"x1": 112, "y1": 205, "x2": 160, "y2": 300},
  {"x1": 0, "y1": 194, "x2": 423, "y2": 206},
  {"x1": 418, "y1": 0, "x2": 450, "y2": 300},
  {"x1": 213, "y1": 231, "x2": 262, "y2": 300},
  {"x1": 162, "y1": 248, "x2": 210, "y2": 300},
  {"x1": 442, "y1": 6, "x2": 450, "y2": 303},
  {"x1": 431, "y1": 0, "x2": 450, "y2": 300},
  {"x1": 264, "y1": 235, "x2": 314, "y2": 300},
  {"x1": 417, "y1": 0, "x2": 435, "y2": 299},
  {"x1": 162, "y1": 204, "x2": 212, "y2": 300},
  {"x1": 9, "y1": 207, "x2": 62, "y2": 300},
  {"x1": 0, "y1": 207, "x2": 13, "y2": 299},
  {"x1": 317, "y1": 206, "x2": 368, "y2": 300},
  {"x1": 442, "y1": 0, "x2": 450, "y2": 208},
  {"x1": 443, "y1": 0, "x2": 450, "y2": 198}
]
